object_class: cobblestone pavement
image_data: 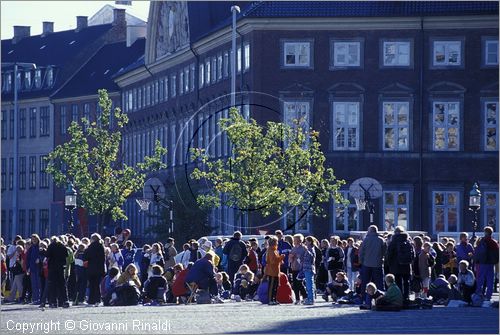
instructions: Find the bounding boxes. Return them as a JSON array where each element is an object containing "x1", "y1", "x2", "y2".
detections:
[{"x1": 1, "y1": 299, "x2": 498, "y2": 335}]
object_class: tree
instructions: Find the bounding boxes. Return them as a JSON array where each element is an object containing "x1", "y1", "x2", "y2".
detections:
[
  {"x1": 145, "y1": 172, "x2": 212, "y2": 244},
  {"x1": 46, "y1": 89, "x2": 167, "y2": 233},
  {"x1": 190, "y1": 108, "x2": 346, "y2": 230}
]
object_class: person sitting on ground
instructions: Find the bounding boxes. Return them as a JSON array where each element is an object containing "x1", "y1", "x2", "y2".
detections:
[
  {"x1": 239, "y1": 270, "x2": 257, "y2": 301},
  {"x1": 276, "y1": 272, "x2": 293, "y2": 304},
  {"x1": 233, "y1": 264, "x2": 253, "y2": 298},
  {"x1": 101, "y1": 267, "x2": 120, "y2": 306},
  {"x1": 143, "y1": 265, "x2": 167, "y2": 304},
  {"x1": 215, "y1": 272, "x2": 232, "y2": 300},
  {"x1": 324, "y1": 271, "x2": 349, "y2": 303},
  {"x1": 113, "y1": 264, "x2": 141, "y2": 306},
  {"x1": 447, "y1": 274, "x2": 462, "y2": 302},
  {"x1": 456, "y1": 260, "x2": 476, "y2": 304},
  {"x1": 429, "y1": 274, "x2": 451, "y2": 305},
  {"x1": 171, "y1": 263, "x2": 190, "y2": 303},
  {"x1": 360, "y1": 282, "x2": 384, "y2": 309},
  {"x1": 373, "y1": 274, "x2": 403, "y2": 311}
]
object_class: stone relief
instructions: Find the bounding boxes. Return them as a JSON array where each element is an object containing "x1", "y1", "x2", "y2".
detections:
[{"x1": 156, "y1": 1, "x2": 190, "y2": 60}]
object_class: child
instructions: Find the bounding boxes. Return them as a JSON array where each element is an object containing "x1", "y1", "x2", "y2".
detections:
[
  {"x1": 360, "y1": 282, "x2": 384, "y2": 309},
  {"x1": 239, "y1": 271, "x2": 257, "y2": 301},
  {"x1": 373, "y1": 274, "x2": 403, "y2": 311},
  {"x1": 442, "y1": 242, "x2": 458, "y2": 278},
  {"x1": 101, "y1": 267, "x2": 120, "y2": 306},
  {"x1": 265, "y1": 236, "x2": 285, "y2": 305},
  {"x1": 73, "y1": 244, "x2": 87, "y2": 305},
  {"x1": 429, "y1": 274, "x2": 451, "y2": 304},
  {"x1": 143, "y1": 265, "x2": 167, "y2": 304},
  {"x1": 418, "y1": 242, "x2": 434, "y2": 298},
  {"x1": 457, "y1": 260, "x2": 475, "y2": 304},
  {"x1": 232, "y1": 264, "x2": 251, "y2": 297},
  {"x1": 323, "y1": 271, "x2": 349, "y2": 303},
  {"x1": 215, "y1": 272, "x2": 232, "y2": 300}
]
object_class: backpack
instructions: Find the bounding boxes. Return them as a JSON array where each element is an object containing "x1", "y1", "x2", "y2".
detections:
[
  {"x1": 474, "y1": 239, "x2": 488, "y2": 264},
  {"x1": 397, "y1": 239, "x2": 415, "y2": 265},
  {"x1": 229, "y1": 242, "x2": 242, "y2": 262}
]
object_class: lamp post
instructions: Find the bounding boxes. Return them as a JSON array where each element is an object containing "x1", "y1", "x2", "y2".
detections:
[
  {"x1": 2, "y1": 62, "x2": 37, "y2": 240},
  {"x1": 65, "y1": 182, "x2": 77, "y2": 233},
  {"x1": 469, "y1": 182, "x2": 481, "y2": 241}
]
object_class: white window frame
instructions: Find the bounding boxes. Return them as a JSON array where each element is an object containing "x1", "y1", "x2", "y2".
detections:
[
  {"x1": 217, "y1": 54, "x2": 223, "y2": 81},
  {"x1": 244, "y1": 43, "x2": 250, "y2": 71},
  {"x1": 282, "y1": 40, "x2": 312, "y2": 68},
  {"x1": 171, "y1": 74, "x2": 176, "y2": 97},
  {"x1": 432, "y1": 40, "x2": 462, "y2": 67},
  {"x1": 190, "y1": 64, "x2": 195, "y2": 91},
  {"x1": 164, "y1": 78, "x2": 168, "y2": 101},
  {"x1": 184, "y1": 67, "x2": 189, "y2": 93},
  {"x1": 223, "y1": 51, "x2": 229, "y2": 78},
  {"x1": 211, "y1": 57, "x2": 217, "y2": 83},
  {"x1": 382, "y1": 101, "x2": 410, "y2": 151},
  {"x1": 485, "y1": 40, "x2": 498, "y2": 66},
  {"x1": 484, "y1": 191, "x2": 499, "y2": 231},
  {"x1": 199, "y1": 64, "x2": 205, "y2": 88},
  {"x1": 383, "y1": 191, "x2": 410, "y2": 232},
  {"x1": 432, "y1": 101, "x2": 460, "y2": 151},
  {"x1": 330, "y1": 39, "x2": 364, "y2": 70},
  {"x1": 179, "y1": 71, "x2": 184, "y2": 95},
  {"x1": 205, "y1": 60, "x2": 211, "y2": 85},
  {"x1": 283, "y1": 206, "x2": 311, "y2": 233},
  {"x1": 382, "y1": 41, "x2": 411, "y2": 67},
  {"x1": 332, "y1": 191, "x2": 360, "y2": 234},
  {"x1": 283, "y1": 100, "x2": 310, "y2": 147},
  {"x1": 484, "y1": 100, "x2": 498, "y2": 151},
  {"x1": 432, "y1": 191, "x2": 460, "y2": 234},
  {"x1": 170, "y1": 123, "x2": 176, "y2": 166},
  {"x1": 332, "y1": 101, "x2": 360, "y2": 151},
  {"x1": 237, "y1": 47, "x2": 242, "y2": 73}
]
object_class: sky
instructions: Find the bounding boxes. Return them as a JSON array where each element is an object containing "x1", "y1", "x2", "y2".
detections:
[{"x1": 1, "y1": 1, "x2": 151, "y2": 40}]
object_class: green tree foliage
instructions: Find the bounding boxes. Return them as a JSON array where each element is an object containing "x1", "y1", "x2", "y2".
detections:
[
  {"x1": 46, "y1": 89, "x2": 167, "y2": 231},
  {"x1": 190, "y1": 107, "x2": 346, "y2": 223}
]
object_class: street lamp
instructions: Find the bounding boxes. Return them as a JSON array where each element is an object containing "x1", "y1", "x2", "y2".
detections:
[
  {"x1": 1, "y1": 62, "x2": 36, "y2": 240},
  {"x1": 469, "y1": 182, "x2": 481, "y2": 241},
  {"x1": 65, "y1": 182, "x2": 77, "y2": 233}
]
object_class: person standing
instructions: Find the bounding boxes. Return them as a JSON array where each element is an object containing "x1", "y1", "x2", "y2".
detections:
[
  {"x1": 359, "y1": 225, "x2": 386, "y2": 294},
  {"x1": 46, "y1": 236, "x2": 69, "y2": 308},
  {"x1": 288, "y1": 234, "x2": 307, "y2": 304},
  {"x1": 275, "y1": 230, "x2": 292, "y2": 274},
  {"x1": 456, "y1": 232, "x2": 474, "y2": 267},
  {"x1": 265, "y1": 236, "x2": 284, "y2": 305},
  {"x1": 303, "y1": 236, "x2": 316, "y2": 305},
  {"x1": 344, "y1": 237, "x2": 360, "y2": 290},
  {"x1": 26, "y1": 234, "x2": 41, "y2": 305},
  {"x1": 223, "y1": 231, "x2": 248, "y2": 284},
  {"x1": 164, "y1": 238, "x2": 177, "y2": 269},
  {"x1": 386, "y1": 226, "x2": 415, "y2": 305},
  {"x1": 327, "y1": 236, "x2": 345, "y2": 282},
  {"x1": 84, "y1": 233, "x2": 105, "y2": 306},
  {"x1": 474, "y1": 227, "x2": 499, "y2": 301}
]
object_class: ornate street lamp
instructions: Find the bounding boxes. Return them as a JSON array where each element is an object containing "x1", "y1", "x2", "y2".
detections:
[
  {"x1": 65, "y1": 182, "x2": 77, "y2": 232},
  {"x1": 469, "y1": 182, "x2": 481, "y2": 241}
]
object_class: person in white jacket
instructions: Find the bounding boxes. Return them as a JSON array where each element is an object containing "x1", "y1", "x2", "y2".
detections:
[{"x1": 174, "y1": 243, "x2": 191, "y2": 268}]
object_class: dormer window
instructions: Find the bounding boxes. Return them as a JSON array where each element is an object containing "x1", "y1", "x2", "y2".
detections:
[
  {"x1": 34, "y1": 69, "x2": 42, "y2": 88},
  {"x1": 24, "y1": 71, "x2": 31, "y2": 90},
  {"x1": 46, "y1": 67, "x2": 53, "y2": 87},
  {"x1": 2, "y1": 73, "x2": 12, "y2": 92}
]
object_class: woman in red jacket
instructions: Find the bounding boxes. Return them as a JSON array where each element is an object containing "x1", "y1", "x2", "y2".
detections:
[{"x1": 265, "y1": 236, "x2": 284, "y2": 305}]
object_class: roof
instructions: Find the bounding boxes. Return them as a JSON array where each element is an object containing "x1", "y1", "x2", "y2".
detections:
[
  {"x1": 88, "y1": 4, "x2": 147, "y2": 26},
  {"x1": 242, "y1": 1, "x2": 499, "y2": 18},
  {"x1": 53, "y1": 38, "x2": 146, "y2": 99}
]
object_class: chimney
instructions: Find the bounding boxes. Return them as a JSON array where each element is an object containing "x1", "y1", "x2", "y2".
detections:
[
  {"x1": 42, "y1": 22, "x2": 54, "y2": 37},
  {"x1": 76, "y1": 16, "x2": 88, "y2": 32},
  {"x1": 13, "y1": 26, "x2": 30, "y2": 44},
  {"x1": 115, "y1": 1, "x2": 132, "y2": 5},
  {"x1": 113, "y1": 8, "x2": 126, "y2": 26}
]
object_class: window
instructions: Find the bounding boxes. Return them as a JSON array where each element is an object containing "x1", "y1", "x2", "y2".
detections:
[
  {"x1": 484, "y1": 192, "x2": 498, "y2": 231},
  {"x1": 145, "y1": 85, "x2": 150, "y2": 106},
  {"x1": 433, "y1": 191, "x2": 460, "y2": 233},
  {"x1": 211, "y1": 57, "x2": 217, "y2": 83},
  {"x1": 24, "y1": 71, "x2": 31, "y2": 90},
  {"x1": 1, "y1": 158, "x2": 6, "y2": 191},
  {"x1": 34, "y1": 69, "x2": 41, "y2": 88},
  {"x1": 83, "y1": 103, "x2": 90, "y2": 131},
  {"x1": 237, "y1": 48, "x2": 242, "y2": 73},
  {"x1": 205, "y1": 60, "x2": 211, "y2": 85},
  {"x1": 284, "y1": 206, "x2": 310, "y2": 232},
  {"x1": 29, "y1": 108, "x2": 37, "y2": 137},
  {"x1": 332, "y1": 40, "x2": 362, "y2": 68},
  {"x1": 29, "y1": 156, "x2": 36, "y2": 189},
  {"x1": 199, "y1": 64, "x2": 204, "y2": 88},
  {"x1": 19, "y1": 108, "x2": 26, "y2": 138},
  {"x1": 382, "y1": 41, "x2": 411, "y2": 67},
  {"x1": 40, "y1": 106, "x2": 50, "y2": 136},
  {"x1": 19, "y1": 210, "x2": 25, "y2": 236},
  {"x1": 184, "y1": 67, "x2": 189, "y2": 93},
  {"x1": 244, "y1": 43, "x2": 250, "y2": 71},
  {"x1": 432, "y1": 40, "x2": 462, "y2": 66},
  {"x1": 19, "y1": 156, "x2": 26, "y2": 190},
  {"x1": 9, "y1": 110, "x2": 14, "y2": 139},
  {"x1": 1, "y1": 110, "x2": 6, "y2": 139},
  {"x1": 333, "y1": 101, "x2": 360, "y2": 150},
  {"x1": 159, "y1": 81, "x2": 164, "y2": 102},
  {"x1": 164, "y1": 78, "x2": 168, "y2": 101},
  {"x1": 333, "y1": 191, "x2": 360, "y2": 233},
  {"x1": 484, "y1": 100, "x2": 498, "y2": 151},
  {"x1": 60, "y1": 106, "x2": 67, "y2": 135},
  {"x1": 223, "y1": 51, "x2": 229, "y2": 78},
  {"x1": 217, "y1": 55, "x2": 223, "y2": 80},
  {"x1": 29, "y1": 209, "x2": 36, "y2": 235},
  {"x1": 171, "y1": 74, "x2": 176, "y2": 97},
  {"x1": 283, "y1": 41, "x2": 311, "y2": 68},
  {"x1": 432, "y1": 101, "x2": 460, "y2": 151},
  {"x1": 283, "y1": 101, "x2": 310, "y2": 132},
  {"x1": 170, "y1": 123, "x2": 176, "y2": 166},
  {"x1": 154, "y1": 81, "x2": 159, "y2": 104},
  {"x1": 9, "y1": 158, "x2": 13, "y2": 190},
  {"x1": 39, "y1": 155, "x2": 49, "y2": 188},
  {"x1": 71, "y1": 104, "x2": 78, "y2": 123},
  {"x1": 383, "y1": 102, "x2": 409, "y2": 150},
  {"x1": 39, "y1": 209, "x2": 49, "y2": 237},
  {"x1": 190, "y1": 64, "x2": 195, "y2": 92},
  {"x1": 5, "y1": 73, "x2": 12, "y2": 92},
  {"x1": 484, "y1": 39, "x2": 498, "y2": 66},
  {"x1": 46, "y1": 67, "x2": 53, "y2": 87},
  {"x1": 383, "y1": 191, "x2": 410, "y2": 231}
]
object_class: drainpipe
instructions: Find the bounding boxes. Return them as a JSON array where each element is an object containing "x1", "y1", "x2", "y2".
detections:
[
  {"x1": 419, "y1": 17, "x2": 424, "y2": 232},
  {"x1": 230, "y1": 5, "x2": 240, "y2": 108}
]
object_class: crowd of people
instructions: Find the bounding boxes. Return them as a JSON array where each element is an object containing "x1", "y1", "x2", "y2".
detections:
[{"x1": 1, "y1": 225, "x2": 498, "y2": 310}]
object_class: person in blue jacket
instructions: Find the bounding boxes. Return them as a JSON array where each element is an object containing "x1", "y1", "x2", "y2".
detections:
[
  {"x1": 27, "y1": 234, "x2": 42, "y2": 304},
  {"x1": 185, "y1": 253, "x2": 217, "y2": 295},
  {"x1": 275, "y1": 230, "x2": 292, "y2": 274}
]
